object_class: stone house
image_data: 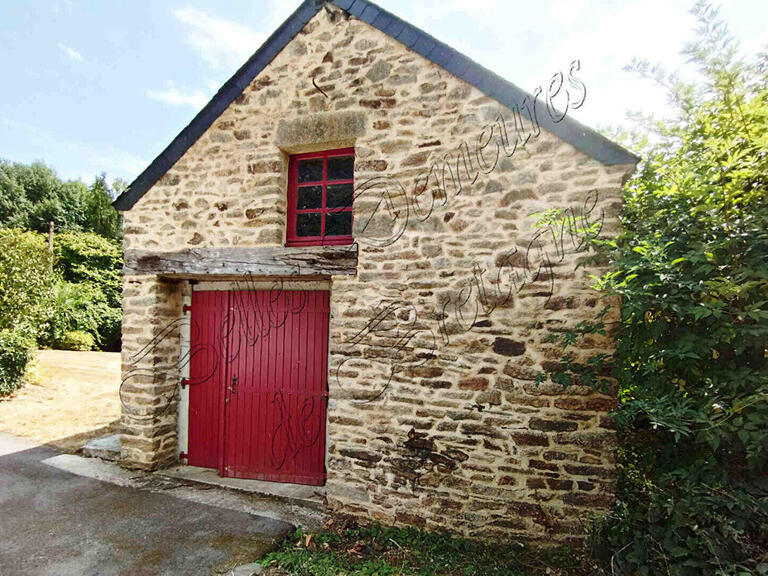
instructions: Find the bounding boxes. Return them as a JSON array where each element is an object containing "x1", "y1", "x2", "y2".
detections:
[{"x1": 113, "y1": 0, "x2": 637, "y2": 542}]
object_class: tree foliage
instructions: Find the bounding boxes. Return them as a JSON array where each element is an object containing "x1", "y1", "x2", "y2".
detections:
[
  {"x1": 0, "y1": 160, "x2": 122, "y2": 242},
  {"x1": 0, "y1": 228, "x2": 57, "y2": 337},
  {"x1": 0, "y1": 227, "x2": 123, "y2": 393},
  {"x1": 588, "y1": 3, "x2": 768, "y2": 574},
  {"x1": 0, "y1": 229, "x2": 57, "y2": 395},
  {"x1": 0, "y1": 329, "x2": 34, "y2": 396},
  {"x1": 0, "y1": 160, "x2": 124, "y2": 363},
  {"x1": 80, "y1": 176, "x2": 124, "y2": 241},
  {"x1": 54, "y1": 230, "x2": 122, "y2": 308},
  {"x1": 47, "y1": 231, "x2": 122, "y2": 351}
]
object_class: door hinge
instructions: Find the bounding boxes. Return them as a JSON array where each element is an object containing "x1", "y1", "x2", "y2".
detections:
[
  {"x1": 180, "y1": 378, "x2": 189, "y2": 388},
  {"x1": 183, "y1": 305, "x2": 193, "y2": 313}
]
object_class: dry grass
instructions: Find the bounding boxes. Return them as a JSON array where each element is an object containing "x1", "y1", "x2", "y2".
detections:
[{"x1": 0, "y1": 349, "x2": 121, "y2": 452}]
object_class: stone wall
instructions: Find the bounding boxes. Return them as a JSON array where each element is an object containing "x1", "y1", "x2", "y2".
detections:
[
  {"x1": 119, "y1": 4, "x2": 635, "y2": 541},
  {"x1": 120, "y1": 275, "x2": 183, "y2": 469}
]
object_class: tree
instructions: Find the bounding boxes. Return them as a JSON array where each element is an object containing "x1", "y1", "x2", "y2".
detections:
[
  {"x1": 0, "y1": 160, "x2": 123, "y2": 241},
  {"x1": 81, "y1": 175, "x2": 123, "y2": 241},
  {"x1": 52, "y1": 230, "x2": 123, "y2": 350},
  {"x1": 0, "y1": 228, "x2": 57, "y2": 395},
  {"x1": 0, "y1": 162, "x2": 125, "y2": 353},
  {"x1": 588, "y1": 3, "x2": 768, "y2": 574}
]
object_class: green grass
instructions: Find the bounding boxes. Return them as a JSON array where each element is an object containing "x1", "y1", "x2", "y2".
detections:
[{"x1": 262, "y1": 520, "x2": 591, "y2": 576}]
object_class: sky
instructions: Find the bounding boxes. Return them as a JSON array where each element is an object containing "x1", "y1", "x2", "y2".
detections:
[{"x1": 0, "y1": 0, "x2": 765, "y2": 184}]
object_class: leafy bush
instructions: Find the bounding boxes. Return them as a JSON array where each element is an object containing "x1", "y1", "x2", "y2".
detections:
[
  {"x1": 47, "y1": 281, "x2": 99, "y2": 344},
  {"x1": 0, "y1": 329, "x2": 34, "y2": 396},
  {"x1": 56, "y1": 330, "x2": 95, "y2": 351},
  {"x1": 586, "y1": 4, "x2": 768, "y2": 574},
  {"x1": 47, "y1": 280, "x2": 122, "y2": 351},
  {"x1": 94, "y1": 306, "x2": 122, "y2": 352},
  {"x1": 0, "y1": 164, "x2": 124, "y2": 354},
  {"x1": 0, "y1": 228, "x2": 122, "y2": 352},
  {"x1": 51, "y1": 231, "x2": 123, "y2": 351},
  {"x1": 54, "y1": 230, "x2": 122, "y2": 307},
  {"x1": 0, "y1": 228, "x2": 56, "y2": 337}
]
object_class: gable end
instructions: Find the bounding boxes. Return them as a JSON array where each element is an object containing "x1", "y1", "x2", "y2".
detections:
[{"x1": 114, "y1": 0, "x2": 638, "y2": 211}]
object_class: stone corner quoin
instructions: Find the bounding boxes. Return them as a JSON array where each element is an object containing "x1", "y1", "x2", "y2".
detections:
[{"x1": 117, "y1": 2, "x2": 637, "y2": 543}]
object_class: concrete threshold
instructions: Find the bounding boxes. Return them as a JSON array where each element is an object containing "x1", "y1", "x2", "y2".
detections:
[
  {"x1": 160, "y1": 465, "x2": 326, "y2": 512},
  {"x1": 43, "y1": 453, "x2": 327, "y2": 531}
]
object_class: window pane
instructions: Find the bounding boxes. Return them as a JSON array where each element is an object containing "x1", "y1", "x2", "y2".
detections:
[
  {"x1": 297, "y1": 158, "x2": 323, "y2": 183},
  {"x1": 325, "y1": 212, "x2": 352, "y2": 237},
  {"x1": 296, "y1": 213, "x2": 322, "y2": 237},
  {"x1": 297, "y1": 185, "x2": 322, "y2": 209},
  {"x1": 327, "y1": 156, "x2": 354, "y2": 181},
  {"x1": 326, "y1": 183, "x2": 353, "y2": 209}
]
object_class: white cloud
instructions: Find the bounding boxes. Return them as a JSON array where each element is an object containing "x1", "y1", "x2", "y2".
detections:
[
  {"x1": 53, "y1": 0, "x2": 73, "y2": 14},
  {"x1": 547, "y1": 0, "x2": 588, "y2": 25},
  {"x1": 519, "y1": 0, "x2": 697, "y2": 130},
  {"x1": 384, "y1": 0, "x2": 700, "y2": 131},
  {"x1": 146, "y1": 81, "x2": 209, "y2": 108},
  {"x1": 444, "y1": 0, "x2": 502, "y2": 18},
  {"x1": 172, "y1": 6, "x2": 264, "y2": 70},
  {"x1": 57, "y1": 42, "x2": 84, "y2": 62}
]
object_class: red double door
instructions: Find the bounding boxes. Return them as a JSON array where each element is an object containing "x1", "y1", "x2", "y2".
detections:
[{"x1": 186, "y1": 289, "x2": 329, "y2": 486}]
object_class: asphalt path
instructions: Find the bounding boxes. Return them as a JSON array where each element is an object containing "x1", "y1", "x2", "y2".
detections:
[{"x1": 0, "y1": 433, "x2": 291, "y2": 576}]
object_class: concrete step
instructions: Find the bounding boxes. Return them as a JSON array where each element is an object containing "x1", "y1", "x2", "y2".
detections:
[
  {"x1": 159, "y1": 465, "x2": 326, "y2": 512},
  {"x1": 43, "y1": 452, "x2": 325, "y2": 531},
  {"x1": 81, "y1": 434, "x2": 121, "y2": 461}
]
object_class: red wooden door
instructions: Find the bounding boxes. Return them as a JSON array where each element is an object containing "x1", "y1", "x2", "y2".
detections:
[
  {"x1": 187, "y1": 290, "x2": 228, "y2": 469},
  {"x1": 187, "y1": 289, "x2": 329, "y2": 486}
]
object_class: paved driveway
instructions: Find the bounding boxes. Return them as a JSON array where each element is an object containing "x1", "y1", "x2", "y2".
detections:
[{"x1": 0, "y1": 434, "x2": 292, "y2": 576}]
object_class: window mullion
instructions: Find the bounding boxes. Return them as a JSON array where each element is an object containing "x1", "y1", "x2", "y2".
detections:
[{"x1": 321, "y1": 157, "x2": 328, "y2": 239}]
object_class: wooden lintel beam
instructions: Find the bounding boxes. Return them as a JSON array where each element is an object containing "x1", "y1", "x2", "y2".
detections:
[{"x1": 124, "y1": 244, "x2": 358, "y2": 278}]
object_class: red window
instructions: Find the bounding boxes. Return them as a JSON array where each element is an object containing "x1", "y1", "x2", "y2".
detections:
[{"x1": 286, "y1": 148, "x2": 355, "y2": 246}]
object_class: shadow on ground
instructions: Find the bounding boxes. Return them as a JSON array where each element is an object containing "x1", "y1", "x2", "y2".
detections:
[{"x1": 0, "y1": 433, "x2": 293, "y2": 576}]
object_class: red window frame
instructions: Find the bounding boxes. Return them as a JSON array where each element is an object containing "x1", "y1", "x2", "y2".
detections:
[{"x1": 286, "y1": 147, "x2": 355, "y2": 246}]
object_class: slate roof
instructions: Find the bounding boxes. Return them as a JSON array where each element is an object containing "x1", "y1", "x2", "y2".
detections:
[{"x1": 114, "y1": 0, "x2": 638, "y2": 211}]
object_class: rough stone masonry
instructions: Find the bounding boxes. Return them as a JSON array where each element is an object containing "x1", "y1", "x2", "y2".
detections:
[{"x1": 118, "y1": 3, "x2": 636, "y2": 542}]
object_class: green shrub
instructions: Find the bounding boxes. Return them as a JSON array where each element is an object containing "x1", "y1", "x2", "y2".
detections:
[
  {"x1": 94, "y1": 306, "x2": 122, "y2": 352},
  {"x1": 0, "y1": 168, "x2": 124, "y2": 353},
  {"x1": 46, "y1": 281, "x2": 122, "y2": 351},
  {"x1": 54, "y1": 230, "x2": 122, "y2": 307},
  {"x1": 47, "y1": 282, "x2": 99, "y2": 344},
  {"x1": 0, "y1": 329, "x2": 34, "y2": 396},
  {"x1": 0, "y1": 228, "x2": 57, "y2": 338},
  {"x1": 56, "y1": 330, "x2": 95, "y2": 351},
  {"x1": 583, "y1": 4, "x2": 768, "y2": 574},
  {"x1": 50, "y1": 231, "x2": 123, "y2": 351}
]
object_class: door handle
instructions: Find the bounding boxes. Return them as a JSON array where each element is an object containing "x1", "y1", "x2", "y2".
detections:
[{"x1": 230, "y1": 375, "x2": 238, "y2": 394}]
